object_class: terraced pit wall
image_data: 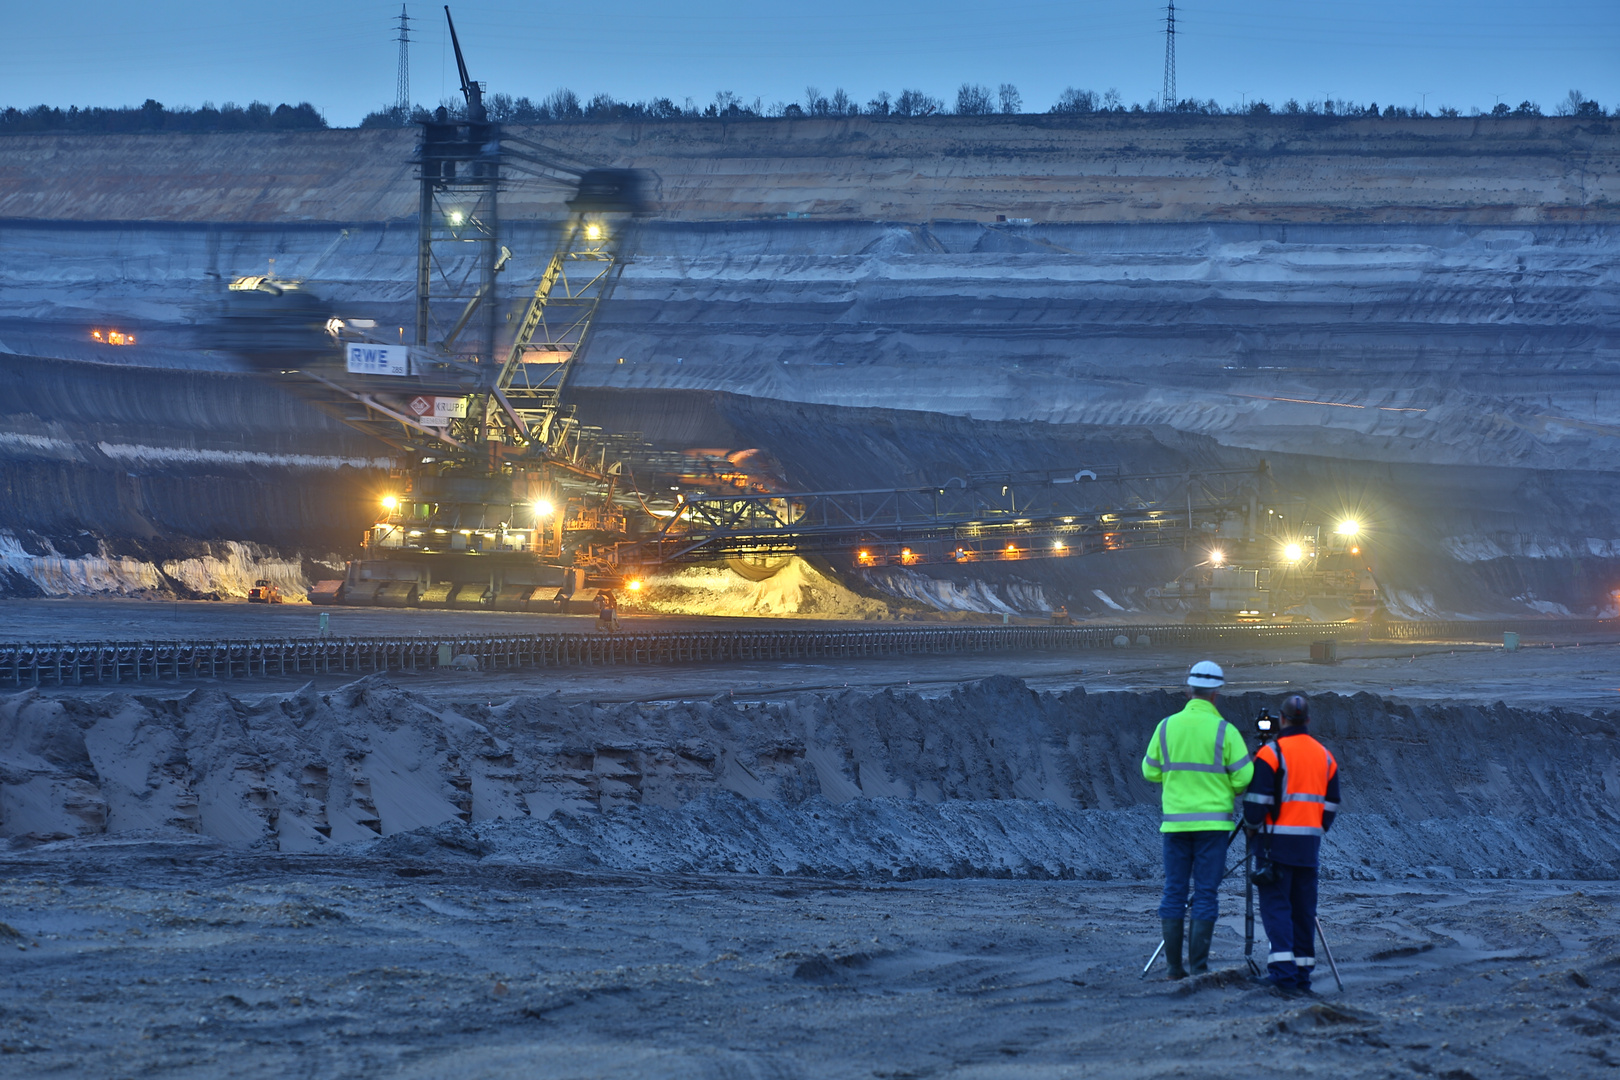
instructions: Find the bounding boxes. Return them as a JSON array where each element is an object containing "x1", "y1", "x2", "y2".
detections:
[{"x1": 1, "y1": 115, "x2": 1617, "y2": 615}]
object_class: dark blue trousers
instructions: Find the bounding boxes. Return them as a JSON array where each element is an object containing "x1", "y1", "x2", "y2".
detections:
[
  {"x1": 1159, "y1": 830, "x2": 1228, "y2": 922},
  {"x1": 1257, "y1": 861, "x2": 1318, "y2": 987}
]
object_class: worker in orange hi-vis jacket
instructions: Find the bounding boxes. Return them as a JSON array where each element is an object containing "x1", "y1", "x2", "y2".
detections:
[{"x1": 1242, "y1": 694, "x2": 1341, "y2": 997}]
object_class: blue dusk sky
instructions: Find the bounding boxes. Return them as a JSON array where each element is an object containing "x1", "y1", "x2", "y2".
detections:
[{"x1": 1, "y1": 0, "x2": 1616, "y2": 125}]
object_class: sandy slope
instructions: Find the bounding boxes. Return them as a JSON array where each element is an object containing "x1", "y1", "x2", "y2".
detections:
[{"x1": 5, "y1": 675, "x2": 1618, "y2": 884}]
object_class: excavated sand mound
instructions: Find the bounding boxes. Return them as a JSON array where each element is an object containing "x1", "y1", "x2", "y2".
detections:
[
  {"x1": 634, "y1": 557, "x2": 896, "y2": 619},
  {"x1": 3, "y1": 676, "x2": 1616, "y2": 880}
]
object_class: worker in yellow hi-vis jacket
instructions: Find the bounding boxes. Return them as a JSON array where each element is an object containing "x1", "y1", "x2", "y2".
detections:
[{"x1": 1142, "y1": 660, "x2": 1254, "y2": 979}]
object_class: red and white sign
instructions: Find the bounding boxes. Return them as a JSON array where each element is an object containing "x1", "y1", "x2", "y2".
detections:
[{"x1": 405, "y1": 395, "x2": 470, "y2": 427}]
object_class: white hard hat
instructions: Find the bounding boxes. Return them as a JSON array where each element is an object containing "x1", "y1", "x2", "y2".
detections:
[{"x1": 1187, "y1": 660, "x2": 1225, "y2": 689}]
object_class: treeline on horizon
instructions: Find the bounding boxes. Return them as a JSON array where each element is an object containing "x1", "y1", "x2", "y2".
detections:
[
  {"x1": 364, "y1": 83, "x2": 1615, "y2": 125},
  {"x1": 0, "y1": 99, "x2": 327, "y2": 134},
  {"x1": 1, "y1": 85, "x2": 1613, "y2": 135}
]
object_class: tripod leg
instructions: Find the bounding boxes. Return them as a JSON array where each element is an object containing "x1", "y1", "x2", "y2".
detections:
[
  {"x1": 1315, "y1": 917, "x2": 1344, "y2": 992},
  {"x1": 1143, "y1": 897, "x2": 1193, "y2": 977},
  {"x1": 1141, "y1": 938, "x2": 1166, "y2": 978},
  {"x1": 1244, "y1": 831, "x2": 1261, "y2": 977}
]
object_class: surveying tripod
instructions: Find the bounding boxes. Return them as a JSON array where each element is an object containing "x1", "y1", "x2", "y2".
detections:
[
  {"x1": 1138, "y1": 822, "x2": 1243, "y2": 976},
  {"x1": 1138, "y1": 822, "x2": 1341, "y2": 991}
]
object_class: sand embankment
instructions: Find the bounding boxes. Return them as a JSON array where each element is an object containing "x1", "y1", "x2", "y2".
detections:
[{"x1": 4, "y1": 675, "x2": 1615, "y2": 880}]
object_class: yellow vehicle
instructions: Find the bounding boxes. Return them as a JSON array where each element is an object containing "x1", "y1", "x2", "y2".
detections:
[{"x1": 247, "y1": 579, "x2": 284, "y2": 604}]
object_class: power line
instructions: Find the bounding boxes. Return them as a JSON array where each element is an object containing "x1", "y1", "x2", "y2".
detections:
[
  {"x1": 1162, "y1": 0, "x2": 1177, "y2": 110},
  {"x1": 394, "y1": 4, "x2": 412, "y2": 115}
]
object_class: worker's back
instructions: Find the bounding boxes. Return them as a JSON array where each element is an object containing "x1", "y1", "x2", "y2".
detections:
[{"x1": 1141, "y1": 696, "x2": 1254, "y2": 830}]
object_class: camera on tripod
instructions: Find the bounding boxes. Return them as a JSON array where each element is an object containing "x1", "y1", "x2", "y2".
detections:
[
  {"x1": 1248, "y1": 709, "x2": 1282, "y2": 885},
  {"x1": 1254, "y1": 708, "x2": 1278, "y2": 741}
]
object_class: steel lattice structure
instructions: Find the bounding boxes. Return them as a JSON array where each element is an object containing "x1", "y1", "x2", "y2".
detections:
[
  {"x1": 625, "y1": 466, "x2": 1271, "y2": 567},
  {"x1": 1162, "y1": 1, "x2": 1177, "y2": 110},
  {"x1": 394, "y1": 6, "x2": 412, "y2": 116}
]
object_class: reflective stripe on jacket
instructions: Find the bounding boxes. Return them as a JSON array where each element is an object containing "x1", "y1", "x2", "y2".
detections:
[
  {"x1": 1141, "y1": 697, "x2": 1254, "y2": 833},
  {"x1": 1242, "y1": 728, "x2": 1341, "y2": 867}
]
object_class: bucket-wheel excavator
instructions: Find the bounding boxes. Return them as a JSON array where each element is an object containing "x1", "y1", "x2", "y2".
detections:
[
  {"x1": 220, "y1": 9, "x2": 1378, "y2": 621},
  {"x1": 230, "y1": 7, "x2": 656, "y2": 610}
]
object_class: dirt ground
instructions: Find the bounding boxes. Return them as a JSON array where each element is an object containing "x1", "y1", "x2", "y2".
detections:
[
  {"x1": 2, "y1": 842, "x2": 1616, "y2": 1080},
  {"x1": 0, "y1": 596, "x2": 849, "y2": 641},
  {"x1": 5, "y1": 601, "x2": 1620, "y2": 1077},
  {"x1": 21, "y1": 630, "x2": 1619, "y2": 715},
  {"x1": 7, "y1": 596, "x2": 1620, "y2": 712}
]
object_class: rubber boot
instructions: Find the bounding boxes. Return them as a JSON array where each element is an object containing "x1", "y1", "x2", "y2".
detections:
[
  {"x1": 1187, "y1": 920, "x2": 1216, "y2": 976},
  {"x1": 1162, "y1": 918, "x2": 1187, "y2": 980}
]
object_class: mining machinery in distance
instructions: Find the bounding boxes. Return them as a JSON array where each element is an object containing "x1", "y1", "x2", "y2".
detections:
[{"x1": 219, "y1": 10, "x2": 1377, "y2": 622}]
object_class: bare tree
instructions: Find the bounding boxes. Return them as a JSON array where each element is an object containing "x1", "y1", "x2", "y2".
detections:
[
  {"x1": 805, "y1": 86, "x2": 830, "y2": 115},
  {"x1": 894, "y1": 89, "x2": 942, "y2": 117},
  {"x1": 1555, "y1": 89, "x2": 1601, "y2": 117},
  {"x1": 486, "y1": 92, "x2": 515, "y2": 121},
  {"x1": 544, "y1": 88, "x2": 581, "y2": 120},
  {"x1": 998, "y1": 83, "x2": 1022, "y2": 114},
  {"x1": 830, "y1": 88, "x2": 855, "y2": 115},
  {"x1": 1051, "y1": 88, "x2": 1097, "y2": 115},
  {"x1": 955, "y1": 83, "x2": 994, "y2": 115},
  {"x1": 586, "y1": 93, "x2": 624, "y2": 119},
  {"x1": 866, "y1": 91, "x2": 892, "y2": 116}
]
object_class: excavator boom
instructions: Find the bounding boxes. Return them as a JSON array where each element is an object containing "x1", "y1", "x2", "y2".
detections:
[{"x1": 443, "y1": 6, "x2": 484, "y2": 120}]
